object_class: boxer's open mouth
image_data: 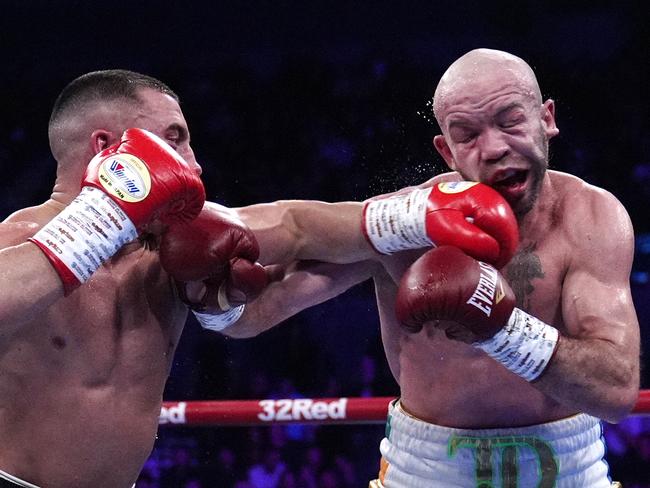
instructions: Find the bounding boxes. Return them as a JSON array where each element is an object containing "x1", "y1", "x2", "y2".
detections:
[
  {"x1": 490, "y1": 168, "x2": 528, "y2": 188},
  {"x1": 489, "y1": 168, "x2": 529, "y2": 203}
]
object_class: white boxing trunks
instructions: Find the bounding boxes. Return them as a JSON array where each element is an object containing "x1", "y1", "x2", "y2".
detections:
[{"x1": 370, "y1": 400, "x2": 618, "y2": 488}]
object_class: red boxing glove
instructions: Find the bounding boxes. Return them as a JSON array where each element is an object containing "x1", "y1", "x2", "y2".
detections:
[
  {"x1": 396, "y1": 246, "x2": 559, "y2": 381},
  {"x1": 82, "y1": 128, "x2": 205, "y2": 228},
  {"x1": 29, "y1": 128, "x2": 205, "y2": 294},
  {"x1": 159, "y1": 203, "x2": 268, "y2": 312},
  {"x1": 363, "y1": 181, "x2": 518, "y2": 268}
]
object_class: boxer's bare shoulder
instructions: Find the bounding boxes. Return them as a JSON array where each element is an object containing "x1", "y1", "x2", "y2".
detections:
[
  {"x1": 0, "y1": 203, "x2": 59, "y2": 248},
  {"x1": 0, "y1": 221, "x2": 40, "y2": 248},
  {"x1": 1, "y1": 206, "x2": 48, "y2": 246},
  {"x1": 548, "y1": 171, "x2": 633, "y2": 255}
]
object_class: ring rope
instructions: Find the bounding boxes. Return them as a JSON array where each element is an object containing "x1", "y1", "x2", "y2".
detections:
[{"x1": 159, "y1": 390, "x2": 650, "y2": 426}]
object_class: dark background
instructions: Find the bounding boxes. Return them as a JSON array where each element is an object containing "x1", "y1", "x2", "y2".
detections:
[{"x1": 2, "y1": 1, "x2": 649, "y2": 486}]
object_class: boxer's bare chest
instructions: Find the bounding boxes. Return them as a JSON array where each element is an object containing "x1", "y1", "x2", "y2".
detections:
[
  {"x1": 503, "y1": 238, "x2": 565, "y2": 326},
  {"x1": 21, "y1": 244, "x2": 186, "y2": 384},
  {"x1": 374, "y1": 208, "x2": 569, "y2": 360}
]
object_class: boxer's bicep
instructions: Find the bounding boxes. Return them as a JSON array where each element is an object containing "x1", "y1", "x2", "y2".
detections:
[
  {"x1": 537, "y1": 191, "x2": 640, "y2": 420},
  {"x1": 546, "y1": 260, "x2": 640, "y2": 420},
  {"x1": 561, "y1": 189, "x2": 637, "y2": 347},
  {"x1": 222, "y1": 260, "x2": 377, "y2": 338},
  {"x1": 563, "y1": 192, "x2": 639, "y2": 370}
]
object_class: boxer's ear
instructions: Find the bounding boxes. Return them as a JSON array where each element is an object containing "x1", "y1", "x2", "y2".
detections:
[
  {"x1": 541, "y1": 99, "x2": 559, "y2": 140},
  {"x1": 433, "y1": 135, "x2": 457, "y2": 170},
  {"x1": 90, "y1": 129, "x2": 117, "y2": 154}
]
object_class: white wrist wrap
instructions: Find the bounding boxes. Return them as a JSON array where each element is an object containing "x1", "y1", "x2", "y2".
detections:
[
  {"x1": 31, "y1": 187, "x2": 137, "y2": 283},
  {"x1": 474, "y1": 308, "x2": 559, "y2": 382},
  {"x1": 363, "y1": 188, "x2": 434, "y2": 254},
  {"x1": 193, "y1": 305, "x2": 245, "y2": 332}
]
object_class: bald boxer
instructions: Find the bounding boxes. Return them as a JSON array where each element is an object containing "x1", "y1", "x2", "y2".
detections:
[
  {"x1": 208, "y1": 49, "x2": 640, "y2": 486},
  {"x1": 0, "y1": 71, "x2": 266, "y2": 488}
]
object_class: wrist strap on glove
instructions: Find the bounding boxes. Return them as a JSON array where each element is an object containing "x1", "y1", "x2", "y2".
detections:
[
  {"x1": 29, "y1": 186, "x2": 137, "y2": 293},
  {"x1": 363, "y1": 188, "x2": 434, "y2": 254},
  {"x1": 474, "y1": 308, "x2": 559, "y2": 381},
  {"x1": 192, "y1": 305, "x2": 245, "y2": 332},
  {"x1": 180, "y1": 282, "x2": 245, "y2": 332}
]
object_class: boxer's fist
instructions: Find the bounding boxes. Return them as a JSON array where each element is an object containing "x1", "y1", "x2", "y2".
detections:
[
  {"x1": 160, "y1": 203, "x2": 268, "y2": 310},
  {"x1": 363, "y1": 181, "x2": 518, "y2": 268},
  {"x1": 395, "y1": 246, "x2": 515, "y2": 339},
  {"x1": 188, "y1": 258, "x2": 268, "y2": 312},
  {"x1": 83, "y1": 128, "x2": 205, "y2": 229}
]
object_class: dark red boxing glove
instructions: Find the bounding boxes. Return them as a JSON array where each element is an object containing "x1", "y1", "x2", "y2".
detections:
[
  {"x1": 159, "y1": 203, "x2": 268, "y2": 312},
  {"x1": 395, "y1": 246, "x2": 559, "y2": 381},
  {"x1": 395, "y1": 246, "x2": 515, "y2": 338},
  {"x1": 363, "y1": 181, "x2": 518, "y2": 268}
]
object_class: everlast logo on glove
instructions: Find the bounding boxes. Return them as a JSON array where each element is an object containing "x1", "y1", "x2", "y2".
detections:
[{"x1": 466, "y1": 261, "x2": 505, "y2": 317}]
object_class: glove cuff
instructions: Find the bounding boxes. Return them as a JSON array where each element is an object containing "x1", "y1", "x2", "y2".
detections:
[
  {"x1": 29, "y1": 186, "x2": 137, "y2": 294},
  {"x1": 192, "y1": 305, "x2": 245, "y2": 332},
  {"x1": 473, "y1": 307, "x2": 559, "y2": 381},
  {"x1": 363, "y1": 188, "x2": 434, "y2": 254}
]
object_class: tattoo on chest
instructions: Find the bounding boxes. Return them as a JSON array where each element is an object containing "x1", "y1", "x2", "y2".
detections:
[{"x1": 505, "y1": 243, "x2": 545, "y2": 309}]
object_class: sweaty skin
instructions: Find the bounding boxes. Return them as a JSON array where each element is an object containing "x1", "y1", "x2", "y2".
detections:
[
  {"x1": 374, "y1": 171, "x2": 638, "y2": 427},
  {"x1": 234, "y1": 169, "x2": 638, "y2": 428},
  {"x1": 1, "y1": 52, "x2": 639, "y2": 486},
  {"x1": 0, "y1": 89, "x2": 196, "y2": 488},
  {"x1": 229, "y1": 49, "x2": 640, "y2": 428},
  {"x1": 0, "y1": 222, "x2": 184, "y2": 488},
  {"x1": 0, "y1": 80, "x2": 376, "y2": 488}
]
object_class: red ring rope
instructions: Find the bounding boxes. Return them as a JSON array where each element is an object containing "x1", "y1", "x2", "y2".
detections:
[{"x1": 159, "y1": 390, "x2": 650, "y2": 426}]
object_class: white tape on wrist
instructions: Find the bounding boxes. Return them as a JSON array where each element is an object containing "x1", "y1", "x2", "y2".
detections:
[
  {"x1": 30, "y1": 186, "x2": 137, "y2": 283},
  {"x1": 473, "y1": 308, "x2": 559, "y2": 382},
  {"x1": 363, "y1": 188, "x2": 434, "y2": 254},
  {"x1": 193, "y1": 305, "x2": 245, "y2": 332}
]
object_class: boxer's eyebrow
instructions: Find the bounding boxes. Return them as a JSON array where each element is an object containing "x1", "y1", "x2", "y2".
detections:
[
  {"x1": 495, "y1": 102, "x2": 525, "y2": 117},
  {"x1": 166, "y1": 123, "x2": 189, "y2": 142}
]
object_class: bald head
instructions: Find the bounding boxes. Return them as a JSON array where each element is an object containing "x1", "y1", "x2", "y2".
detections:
[{"x1": 433, "y1": 49, "x2": 542, "y2": 127}]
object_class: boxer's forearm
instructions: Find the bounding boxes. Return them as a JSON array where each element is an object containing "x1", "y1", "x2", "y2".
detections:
[
  {"x1": 533, "y1": 335, "x2": 639, "y2": 423},
  {"x1": 223, "y1": 260, "x2": 376, "y2": 338},
  {"x1": 0, "y1": 242, "x2": 64, "y2": 329},
  {"x1": 236, "y1": 200, "x2": 373, "y2": 266}
]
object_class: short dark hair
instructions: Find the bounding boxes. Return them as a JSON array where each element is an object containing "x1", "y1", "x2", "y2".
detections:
[{"x1": 49, "y1": 69, "x2": 179, "y2": 128}]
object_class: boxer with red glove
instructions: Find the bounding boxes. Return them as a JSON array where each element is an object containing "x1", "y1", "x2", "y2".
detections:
[
  {"x1": 395, "y1": 246, "x2": 559, "y2": 381},
  {"x1": 160, "y1": 202, "x2": 268, "y2": 332},
  {"x1": 30, "y1": 128, "x2": 205, "y2": 295},
  {"x1": 363, "y1": 181, "x2": 518, "y2": 268}
]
